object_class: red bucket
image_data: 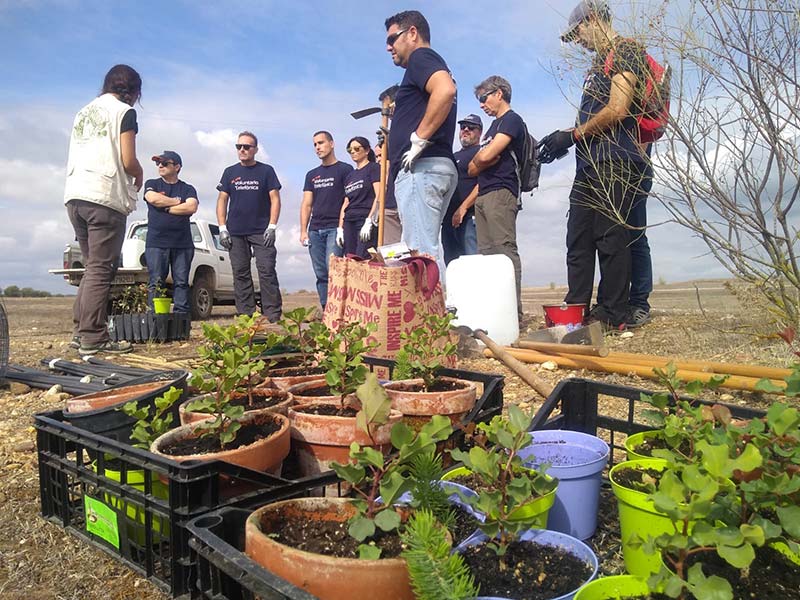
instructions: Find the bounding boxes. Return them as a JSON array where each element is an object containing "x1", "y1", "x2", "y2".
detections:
[{"x1": 542, "y1": 304, "x2": 586, "y2": 328}]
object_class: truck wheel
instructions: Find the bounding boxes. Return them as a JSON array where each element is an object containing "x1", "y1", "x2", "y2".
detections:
[{"x1": 190, "y1": 277, "x2": 214, "y2": 320}]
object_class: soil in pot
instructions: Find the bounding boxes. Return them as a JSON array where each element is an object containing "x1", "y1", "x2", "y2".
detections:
[
  {"x1": 292, "y1": 404, "x2": 358, "y2": 418},
  {"x1": 460, "y1": 539, "x2": 593, "y2": 600},
  {"x1": 263, "y1": 510, "x2": 405, "y2": 559},
  {"x1": 389, "y1": 378, "x2": 471, "y2": 393},
  {"x1": 611, "y1": 466, "x2": 664, "y2": 492},
  {"x1": 449, "y1": 502, "x2": 480, "y2": 546},
  {"x1": 678, "y1": 545, "x2": 800, "y2": 599},
  {"x1": 229, "y1": 388, "x2": 290, "y2": 411},
  {"x1": 631, "y1": 436, "x2": 692, "y2": 459},
  {"x1": 159, "y1": 420, "x2": 281, "y2": 456}
]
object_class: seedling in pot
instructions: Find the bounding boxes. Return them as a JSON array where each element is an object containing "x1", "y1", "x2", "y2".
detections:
[
  {"x1": 277, "y1": 306, "x2": 327, "y2": 371},
  {"x1": 331, "y1": 378, "x2": 453, "y2": 560},
  {"x1": 120, "y1": 385, "x2": 182, "y2": 449},
  {"x1": 449, "y1": 405, "x2": 558, "y2": 556},
  {"x1": 314, "y1": 319, "x2": 377, "y2": 409},
  {"x1": 393, "y1": 312, "x2": 457, "y2": 391}
]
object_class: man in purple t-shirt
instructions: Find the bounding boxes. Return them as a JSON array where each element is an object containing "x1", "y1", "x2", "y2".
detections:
[
  {"x1": 385, "y1": 10, "x2": 458, "y2": 258},
  {"x1": 299, "y1": 131, "x2": 353, "y2": 310},
  {"x1": 215, "y1": 131, "x2": 283, "y2": 321}
]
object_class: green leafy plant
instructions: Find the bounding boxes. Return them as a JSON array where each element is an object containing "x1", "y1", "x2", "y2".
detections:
[
  {"x1": 315, "y1": 319, "x2": 378, "y2": 407},
  {"x1": 330, "y1": 394, "x2": 453, "y2": 560},
  {"x1": 449, "y1": 405, "x2": 558, "y2": 556},
  {"x1": 153, "y1": 284, "x2": 169, "y2": 299},
  {"x1": 120, "y1": 386, "x2": 182, "y2": 449},
  {"x1": 185, "y1": 313, "x2": 269, "y2": 449},
  {"x1": 277, "y1": 306, "x2": 327, "y2": 370},
  {"x1": 400, "y1": 509, "x2": 479, "y2": 600},
  {"x1": 393, "y1": 312, "x2": 457, "y2": 391},
  {"x1": 111, "y1": 283, "x2": 149, "y2": 314}
]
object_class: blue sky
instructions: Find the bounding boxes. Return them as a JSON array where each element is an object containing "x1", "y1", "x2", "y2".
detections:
[{"x1": 0, "y1": 0, "x2": 727, "y2": 295}]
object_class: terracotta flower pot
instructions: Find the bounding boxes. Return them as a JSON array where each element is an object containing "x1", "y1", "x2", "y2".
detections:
[
  {"x1": 257, "y1": 354, "x2": 326, "y2": 390},
  {"x1": 285, "y1": 378, "x2": 346, "y2": 405},
  {"x1": 66, "y1": 380, "x2": 174, "y2": 414},
  {"x1": 150, "y1": 410, "x2": 290, "y2": 475},
  {"x1": 288, "y1": 402, "x2": 402, "y2": 478},
  {"x1": 178, "y1": 387, "x2": 293, "y2": 425},
  {"x1": 384, "y1": 377, "x2": 477, "y2": 429},
  {"x1": 245, "y1": 497, "x2": 414, "y2": 600}
]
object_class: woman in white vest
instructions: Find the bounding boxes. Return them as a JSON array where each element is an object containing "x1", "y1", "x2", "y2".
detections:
[{"x1": 63, "y1": 64, "x2": 143, "y2": 355}]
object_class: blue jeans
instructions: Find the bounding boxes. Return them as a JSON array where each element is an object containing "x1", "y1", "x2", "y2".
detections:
[
  {"x1": 308, "y1": 227, "x2": 343, "y2": 309},
  {"x1": 442, "y1": 213, "x2": 478, "y2": 266},
  {"x1": 145, "y1": 246, "x2": 194, "y2": 314},
  {"x1": 394, "y1": 157, "x2": 458, "y2": 258},
  {"x1": 627, "y1": 165, "x2": 654, "y2": 311}
]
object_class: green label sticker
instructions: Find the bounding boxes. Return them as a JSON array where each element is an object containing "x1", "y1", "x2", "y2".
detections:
[{"x1": 84, "y1": 494, "x2": 120, "y2": 549}]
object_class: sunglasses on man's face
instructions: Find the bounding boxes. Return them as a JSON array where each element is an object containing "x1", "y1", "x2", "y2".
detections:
[
  {"x1": 157, "y1": 161, "x2": 175, "y2": 167},
  {"x1": 235, "y1": 144, "x2": 254, "y2": 151},
  {"x1": 386, "y1": 28, "x2": 407, "y2": 47},
  {"x1": 477, "y1": 89, "x2": 497, "y2": 104},
  {"x1": 460, "y1": 125, "x2": 480, "y2": 132}
]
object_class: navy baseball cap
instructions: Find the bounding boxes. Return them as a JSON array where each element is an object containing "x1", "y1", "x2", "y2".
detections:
[
  {"x1": 561, "y1": 1, "x2": 610, "y2": 42},
  {"x1": 151, "y1": 150, "x2": 182, "y2": 166},
  {"x1": 458, "y1": 114, "x2": 483, "y2": 129}
]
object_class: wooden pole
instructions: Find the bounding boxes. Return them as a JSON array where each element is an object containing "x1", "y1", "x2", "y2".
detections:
[
  {"x1": 516, "y1": 340, "x2": 609, "y2": 357},
  {"x1": 376, "y1": 96, "x2": 391, "y2": 247},
  {"x1": 484, "y1": 347, "x2": 786, "y2": 394},
  {"x1": 470, "y1": 330, "x2": 553, "y2": 399},
  {"x1": 602, "y1": 350, "x2": 792, "y2": 381}
]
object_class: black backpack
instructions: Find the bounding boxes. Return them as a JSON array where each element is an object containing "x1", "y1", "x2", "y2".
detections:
[{"x1": 510, "y1": 119, "x2": 541, "y2": 194}]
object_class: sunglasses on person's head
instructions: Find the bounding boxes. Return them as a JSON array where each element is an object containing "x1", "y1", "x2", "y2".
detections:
[
  {"x1": 235, "y1": 144, "x2": 254, "y2": 151},
  {"x1": 477, "y1": 89, "x2": 497, "y2": 104},
  {"x1": 460, "y1": 124, "x2": 480, "y2": 131},
  {"x1": 386, "y1": 28, "x2": 407, "y2": 47},
  {"x1": 347, "y1": 146, "x2": 364, "y2": 153},
  {"x1": 157, "y1": 161, "x2": 175, "y2": 167}
]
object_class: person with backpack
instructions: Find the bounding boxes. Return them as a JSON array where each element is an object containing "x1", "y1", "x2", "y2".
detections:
[
  {"x1": 537, "y1": 0, "x2": 651, "y2": 330},
  {"x1": 467, "y1": 75, "x2": 528, "y2": 322}
]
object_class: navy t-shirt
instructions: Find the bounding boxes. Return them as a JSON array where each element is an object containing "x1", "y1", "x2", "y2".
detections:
[
  {"x1": 389, "y1": 47, "x2": 457, "y2": 176},
  {"x1": 303, "y1": 161, "x2": 353, "y2": 230},
  {"x1": 343, "y1": 162, "x2": 381, "y2": 221},
  {"x1": 477, "y1": 110, "x2": 526, "y2": 197},
  {"x1": 576, "y1": 39, "x2": 648, "y2": 171},
  {"x1": 144, "y1": 178, "x2": 197, "y2": 248},
  {"x1": 446, "y1": 145, "x2": 480, "y2": 218},
  {"x1": 217, "y1": 162, "x2": 281, "y2": 236},
  {"x1": 121, "y1": 109, "x2": 138, "y2": 134}
]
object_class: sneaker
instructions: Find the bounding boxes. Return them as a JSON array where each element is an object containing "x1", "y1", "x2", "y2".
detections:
[
  {"x1": 79, "y1": 340, "x2": 133, "y2": 356},
  {"x1": 69, "y1": 335, "x2": 81, "y2": 349},
  {"x1": 625, "y1": 307, "x2": 651, "y2": 329}
]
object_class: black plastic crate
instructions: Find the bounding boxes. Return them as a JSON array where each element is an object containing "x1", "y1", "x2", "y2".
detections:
[
  {"x1": 530, "y1": 377, "x2": 767, "y2": 466},
  {"x1": 35, "y1": 409, "x2": 303, "y2": 598}
]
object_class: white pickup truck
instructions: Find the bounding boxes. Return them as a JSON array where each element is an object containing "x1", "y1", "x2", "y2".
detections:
[{"x1": 49, "y1": 218, "x2": 258, "y2": 319}]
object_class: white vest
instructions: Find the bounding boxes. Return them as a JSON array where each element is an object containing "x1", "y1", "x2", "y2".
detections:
[{"x1": 63, "y1": 93, "x2": 137, "y2": 215}]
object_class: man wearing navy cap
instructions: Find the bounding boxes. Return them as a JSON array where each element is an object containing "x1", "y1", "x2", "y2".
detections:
[
  {"x1": 537, "y1": 1, "x2": 649, "y2": 330},
  {"x1": 143, "y1": 151, "x2": 198, "y2": 316},
  {"x1": 441, "y1": 113, "x2": 481, "y2": 265}
]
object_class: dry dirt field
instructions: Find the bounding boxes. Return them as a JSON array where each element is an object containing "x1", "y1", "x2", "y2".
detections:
[{"x1": 0, "y1": 281, "x2": 794, "y2": 599}]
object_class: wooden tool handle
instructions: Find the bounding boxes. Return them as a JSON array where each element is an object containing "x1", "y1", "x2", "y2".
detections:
[
  {"x1": 517, "y1": 340, "x2": 609, "y2": 357},
  {"x1": 473, "y1": 330, "x2": 554, "y2": 399}
]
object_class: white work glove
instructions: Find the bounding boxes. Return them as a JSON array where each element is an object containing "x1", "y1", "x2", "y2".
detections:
[
  {"x1": 336, "y1": 227, "x2": 344, "y2": 248},
  {"x1": 218, "y1": 225, "x2": 232, "y2": 250},
  {"x1": 401, "y1": 132, "x2": 431, "y2": 172},
  {"x1": 359, "y1": 218, "x2": 373, "y2": 242},
  {"x1": 263, "y1": 223, "x2": 277, "y2": 247}
]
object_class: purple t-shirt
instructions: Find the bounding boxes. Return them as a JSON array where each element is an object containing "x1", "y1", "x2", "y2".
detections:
[
  {"x1": 477, "y1": 110, "x2": 526, "y2": 197},
  {"x1": 303, "y1": 161, "x2": 353, "y2": 230},
  {"x1": 217, "y1": 162, "x2": 281, "y2": 236},
  {"x1": 343, "y1": 162, "x2": 381, "y2": 221},
  {"x1": 389, "y1": 47, "x2": 457, "y2": 176}
]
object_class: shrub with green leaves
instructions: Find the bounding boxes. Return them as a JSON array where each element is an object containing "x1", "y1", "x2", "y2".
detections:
[
  {"x1": 120, "y1": 386, "x2": 182, "y2": 449},
  {"x1": 314, "y1": 319, "x2": 377, "y2": 407},
  {"x1": 277, "y1": 307, "x2": 327, "y2": 370},
  {"x1": 393, "y1": 312, "x2": 457, "y2": 391},
  {"x1": 449, "y1": 405, "x2": 558, "y2": 555}
]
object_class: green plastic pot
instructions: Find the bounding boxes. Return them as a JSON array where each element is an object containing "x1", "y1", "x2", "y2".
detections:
[
  {"x1": 609, "y1": 458, "x2": 675, "y2": 576},
  {"x1": 574, "y1": 575, "x2": 650, "y2": 599},
  {"x1": 442, "y1": 465, "x2": 557, "y2": 528},
  {"x1": 93, "y1": 461, "x2": 170, "y2": 545},
  {"x1": 624, "y1": 430, "x2": 663, "y2": 461},
  {"x1": 152, "y1": 297, "x2": 171, "y2": 314}
]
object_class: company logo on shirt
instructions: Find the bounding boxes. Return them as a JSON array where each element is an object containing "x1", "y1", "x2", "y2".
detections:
[
  {"x1": 312, "y1": 175, "x2": 336, "y2": 190},
  {"x1": 230, "y1": 176, "x2": 260, "y2": 191},
  {"x1": 344, "y1": 179, "x2": 364, "y2": 195}
]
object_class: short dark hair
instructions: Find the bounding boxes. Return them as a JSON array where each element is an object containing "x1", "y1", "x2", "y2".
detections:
[
  {"x1": 313, "y1": 130, "x2": 333, "y2": 142},
  {"x1": 101, "y1": 64, "x2": 142, "y2": 106},
  {"x1": 475, "y1": 75, "x2": 513, "y2": 103},
  {"x1": 385, "y1": 10, "x2": 430, "y2": 43},
  {"x1": 238, "y1": 131, "x2": 258, "y2": 146}
]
